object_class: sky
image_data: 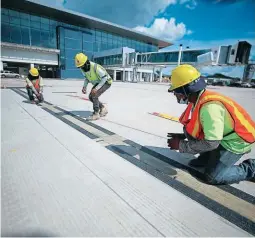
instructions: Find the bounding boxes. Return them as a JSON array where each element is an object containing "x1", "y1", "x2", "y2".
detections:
[{"x1": 33, "y1": 0, "x2": 255, "y2": 78}]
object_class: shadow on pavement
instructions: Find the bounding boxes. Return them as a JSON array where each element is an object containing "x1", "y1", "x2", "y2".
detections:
[{"x1": 1, "y1": 228, "x2": 59, "y2": 237}]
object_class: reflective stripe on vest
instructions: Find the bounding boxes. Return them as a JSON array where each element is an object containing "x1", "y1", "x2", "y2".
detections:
[
  {"x1": 33, "y1": 79, "x2": 40, "y2": 89},
  {"x1": 26, "y1": 78, "x2": 40, "y2": 89},
  {"x1": 179, "y1": 90, "x2": 255, "y2": 143}
]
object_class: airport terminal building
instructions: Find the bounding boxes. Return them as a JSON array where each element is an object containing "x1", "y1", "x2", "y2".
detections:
[{"x1": 1, "y1": 0, "x2": 171, "y2": 80}]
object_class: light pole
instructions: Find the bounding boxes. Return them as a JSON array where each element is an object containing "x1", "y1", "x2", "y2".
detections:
[{"x1": 178, "y1": 44, "x2": 183, "y2": 66}]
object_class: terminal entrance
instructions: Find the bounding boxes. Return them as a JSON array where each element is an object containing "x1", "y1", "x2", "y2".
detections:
[{"x1": 2, "y1": 62, "x2": 58, "y2": 78}]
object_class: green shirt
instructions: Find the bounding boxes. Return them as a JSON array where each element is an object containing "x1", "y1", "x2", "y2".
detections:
[{"x1": 200, "y1": 101, "x2": 252, "y2": 154}]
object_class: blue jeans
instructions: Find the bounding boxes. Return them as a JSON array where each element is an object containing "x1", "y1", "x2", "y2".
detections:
[{"x1": 201, "y1": 145, "x2": 255, "y2": 185}]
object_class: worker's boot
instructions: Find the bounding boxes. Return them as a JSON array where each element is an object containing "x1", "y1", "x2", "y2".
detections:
[
  {"x1": 100, "y1": 105, "x2": 108, "y2": 117},
  {"x1": 87, "y1": 112, "x2": 100, "y2": 121}
]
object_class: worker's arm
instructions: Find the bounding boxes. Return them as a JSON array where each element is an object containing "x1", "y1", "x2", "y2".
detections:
[
  {"x1": 83, "y1": 78, "x2": 89, "y2": 88},
  {"x1": 179, "y1": 102, "x2": 225, "y2": 154},
  {"x1": 94, "y1": 65, "x2": 109, "y2": 91},
  {"x1": 39, "y1": 77, "x2": 44, "y2": 93},
  {"x1": 25, "y1": 77, "x2": 38, "y2": 95}
]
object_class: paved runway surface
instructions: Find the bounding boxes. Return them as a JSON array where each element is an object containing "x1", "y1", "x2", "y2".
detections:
[{"x1": 1, "y1": 79, "x2": 255, "y2": 236}]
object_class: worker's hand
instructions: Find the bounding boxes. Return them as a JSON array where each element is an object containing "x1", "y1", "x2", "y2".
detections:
[
  {"x1": 91, "y1": 88, "x2": 97, "y2": 95},
  {"x1": 82, "y1": 87, "x2": 87, "y2": 94},
  {"x1": 167, "y1": 137, "x2": 181, "y2": 150}
]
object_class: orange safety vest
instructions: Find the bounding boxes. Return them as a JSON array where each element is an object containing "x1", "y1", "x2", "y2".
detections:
[
  {"x1": 179, "y1": 90, "x2": 255, "y2": 143},
  {"x1": 26, "y1": 78, "x2": 40, "y2": 90}
]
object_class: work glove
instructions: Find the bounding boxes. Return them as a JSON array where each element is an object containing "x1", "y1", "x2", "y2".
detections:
[
  {"x1": 167, "y1": 137, "x2": 181, "y2": 150},
  {"x1": 82, "y1": 87, "x2": 87, "y2": 94}
]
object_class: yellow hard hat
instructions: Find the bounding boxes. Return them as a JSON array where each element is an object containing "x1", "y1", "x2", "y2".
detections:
[
  {"x1": 29, "y1": 68, "x2": 39, "y2": 77},
  {"x1": 75, "y1": 53, "x2": 88, "y2": 68},
  {"x1": 169, "y1": 64, "x2": 201, "y2": 91}
]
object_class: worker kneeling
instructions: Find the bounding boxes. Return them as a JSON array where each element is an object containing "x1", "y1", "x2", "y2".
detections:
[
  {"x1": 75, "y1": 53, "x2": 112, "y2": 121},
  {"x1": 168, "y1": 64, "x2": 255, "y2": 185},
  {"x1": 26, "y1": 68, "x2": 44, "y2": 103}
]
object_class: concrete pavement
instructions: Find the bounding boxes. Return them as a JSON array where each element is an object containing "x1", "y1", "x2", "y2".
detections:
[{"x1": 1, "y1": 79, "x2": 255, "y2": 236}]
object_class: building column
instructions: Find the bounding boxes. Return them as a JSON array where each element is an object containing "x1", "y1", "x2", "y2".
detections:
[
  {"x1": 122, "y1": 69, "x2": 125, "y2": 81},
  {"x1": 159, "y1": 69, "x2": 163, "y2": 83},
  {"x1": 0, "y1": 61, "x2": 3, "y2": 71},
  {"x1": 113, "y1": 70, "x2": 117, "y2": 81},
  {"x1": 149, "y1": 73, "x2": 153, "y2": 82},
  {"x1": 127, "y1": 71, "x2": 131, "y2": 82},
  {"x1": 30, "y1": 63, "x2": 34, "y2": 69}
]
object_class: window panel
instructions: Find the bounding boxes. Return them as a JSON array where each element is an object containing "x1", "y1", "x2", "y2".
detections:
[
  {"x1": 41, "y1": 23, "x2": 50, "y2": 30},
  {"x1": 41, "y1": 30, "x2": 50, "y2": 41},
  {"x1": 101, "y1": 42, "x2": 107, "y2": 50},
  {"x1": 50, "y1": 19, "x2": 57, "y2": 26},
  {"x1": 82, "y1": 32, "x2": 92, "y2": 42},
  {"x1": 65, "y1": 48, "x2": 81, "y2": 58},
  {"x1": 21, "y1": 19, "x2": 30, "y2": 27},
  {"x1": 1, "y1": 15, "x2": 9, "y2": 23},
  {"x1": 20, "y1": 13, "x2": 30, "y2": 20},
  {"x1": 31, "y1": 28, "x2": 41, "y2": 46},
  {"x1": 64, "y1": 29, "x2": 82, "y2": 39},
  {"x1": 10, "y1": 16, "x2": 20, "y2": 25},
  {"x1": 30, "y1": 21, "x2": 41, "y2": 29},
  {"x1": 65, "y1": 38, "x2": 82, "y2": 49},
  {"x1": 65, "y1": 58, "x2": 77, "y2": 69},
  {"x1": 83, "y1": 41, "x2": 93, "y2": 51},
  {"x1": 1, "y1": 24, "x2": 11, "y2": 42},
  {"x1": 10, "y1": 25, "x2": 22, "y2": 44},
  {"x1": 2, "y1": 8, "x2": 9, "y2": 15},
  {"x1": 30, "y1": 15, "x2": 40, "y2": 22},
  {"x1": 49, "y1": 31, "x2": 57, "y2": 48},
  {"x1": 101, "y1": 31, "x2": 107, "y2": 38},
  {"x1": 9, "y1": 10, "x2": 19, "y2": 17},
  {"x1": 21, "y1": 27, "x2": 30, "y2": 45},
  {"x1": 101, "y1": 36, "x2": 107, "y2": 42},
  {"x1": 93, "y1": 42, "x2": 100, "y2": 52},
  {"x1": 41, "y1": 17, "x2": 50, "y2": 24}
]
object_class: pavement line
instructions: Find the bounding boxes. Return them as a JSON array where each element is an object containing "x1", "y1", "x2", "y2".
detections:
[
  {"x1": 54, "y1": 106, "x2": 115, "y2": 136},
  {"x1": 12, "y1": 88, "x2": 255, "y2": 235}
]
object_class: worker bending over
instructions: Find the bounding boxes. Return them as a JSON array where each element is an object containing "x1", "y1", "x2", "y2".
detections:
[
  {"x1": 25, "y1": 68, "x2": 44, "y2": 103},
  {"x1": 75, "y1": 53, "x2": 112, "y2": 121},
  {"x1": 168, "y1": 64, "x2": 255, "y2": 185}
]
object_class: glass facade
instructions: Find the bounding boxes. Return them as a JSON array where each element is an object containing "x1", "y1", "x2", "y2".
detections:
[
  {"x1": 137, "y1": 50, "x2": 211, "y2": 64},
  {"x1": 1, "y1": 7, "x2": 159, "y2": 78},
  {"x1": 94, "y1": 54, "x2": 123, "y2": 66}
]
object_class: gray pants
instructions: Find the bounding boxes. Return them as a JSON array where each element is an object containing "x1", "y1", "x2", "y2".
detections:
[
  {"x1": 89, "y1": 82, "x2": 111, "y2": 113},
  {"x1": 26, "y1": 87, "x2": 44, "y2": 102}
]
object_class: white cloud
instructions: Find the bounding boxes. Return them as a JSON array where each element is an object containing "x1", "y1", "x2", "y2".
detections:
[
  {"x1": 57, "y1": 0, "x2": 177, "y2": 28},
  {"x1": 133, "y1": 17, "x2": 192, "y2": 41},
  {"x1": 179, "y1": 0, "x2": 197, "y2": 9}
]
